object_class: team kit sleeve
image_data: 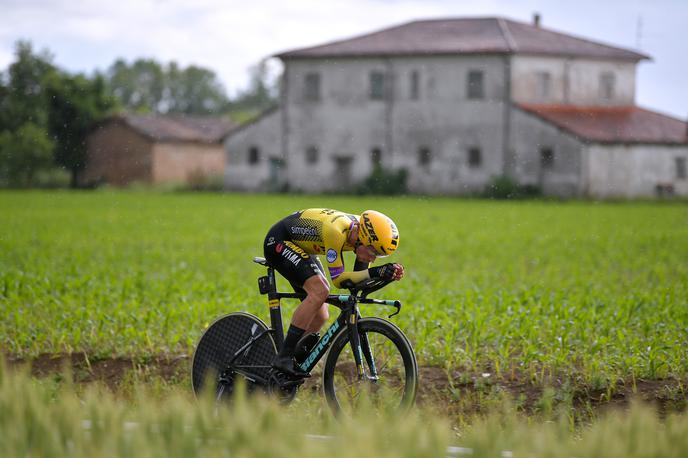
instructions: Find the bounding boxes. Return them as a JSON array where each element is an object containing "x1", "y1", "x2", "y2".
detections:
[{"x1": 323, "y1": 226, "x2": 370, "y2": 288}]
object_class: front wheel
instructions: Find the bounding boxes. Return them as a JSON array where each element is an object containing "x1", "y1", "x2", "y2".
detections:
[{"x1": 323, "y1": 317, "x2": 418, "y2": 416}]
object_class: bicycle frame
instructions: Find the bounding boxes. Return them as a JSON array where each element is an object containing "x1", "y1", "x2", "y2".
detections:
[{"x1": 255, "y1": 259, "x2": 402, "y2": 378}]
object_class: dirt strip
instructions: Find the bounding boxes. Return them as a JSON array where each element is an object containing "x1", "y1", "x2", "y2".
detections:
[{"x1": 5, "y1": 352, "x2": 686, "y2": 417}]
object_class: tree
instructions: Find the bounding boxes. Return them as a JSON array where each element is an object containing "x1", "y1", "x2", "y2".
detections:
[
  {"x1": 0, "y1": 122, "x2": 54, "y2": 187},
  {"x1": 0, "y1": 41, "x2": 57, "y2": 187},
  {"x1": 45, "y1": 73, "x2": 116, "y2": 187},
  {"x1": 105, "y1": 59, "x2": 230, "y2": 114},
  {"x1": 227, "y1": 59, "x2": 279, "y2": 120},
  {"x1": 0, "y1": 41, "x2": 56, "y2": 132},
  {"x1": 106, "y1": 58, "x2": 164, "y2": 113},
  {"x1": 165, "y1": 64, "x2": 230, "y2": 114}
]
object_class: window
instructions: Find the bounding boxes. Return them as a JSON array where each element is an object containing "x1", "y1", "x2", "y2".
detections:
[
  {"x1": 410, "y1": 70, "x2": 419, "y2": 100},
  {"x1": 540, "y1": 147, "x2": 554, "y2": 169},
  {"x1": 677, "y1": 157, "x2": 687, "y2": 180},
  {"x1": 334, "y1": 156, "x2": 353, "y2": 188},
  {"x1": 248, "y1": 146, "x2": 260, "y2": 165},
  {"x1": 371, "y1": 147, "x2": 382, "y2": 166},
  {"x1": 370, "y1": 71, "x2": 385, "y2": 100},
  {"x1": 468, "y1": 147, "x2": 482, "y2": 168},
  {"x1": 467, "y1": 70, "x2": 484, "y2": 99},
  {"x1": 599, "y1": 72, "x2": 615, "y2": 101},
  {"x1": 304, "y1": 72, "x2": 320, "y2": 101},
  {"x1": 536, "y1": 71, "x2": 551, "y2": 101},
  {"x1": 269, "y1": 157, "x2": 285, "y2": 187},
  {"x1": 418, "y1": 147, "x2": 431, "y2": 168},
  {"x1": 306, "y1": 146, "x2": 319, "y2": 165}
]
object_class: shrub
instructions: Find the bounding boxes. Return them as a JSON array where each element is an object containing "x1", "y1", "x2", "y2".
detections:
[
  {"x1": 356, "y1": 165, "x2": 408, "y2": 195},
  {"x1": 483, "y1": 175, "x2": 541, "y2": 199},
  {"x1": 0, "y1": 123, "x2": 55, "y2": 187},
  {"x1": 184, "y1": 171, "x2": 225, "y2": 192}
]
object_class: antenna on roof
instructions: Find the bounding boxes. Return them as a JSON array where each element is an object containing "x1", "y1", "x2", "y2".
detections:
[{"x1": 533, "y1": 13, "x2": 541, "y2": 27}]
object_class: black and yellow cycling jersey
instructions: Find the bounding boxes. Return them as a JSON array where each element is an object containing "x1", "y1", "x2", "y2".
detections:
[{"x1": 263, "y1": 208, "x2": 371, "y2": 289}]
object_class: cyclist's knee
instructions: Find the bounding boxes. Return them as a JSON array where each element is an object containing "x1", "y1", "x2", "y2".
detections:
[
  {"x1": 317, "y1": 303, "x2": 329, "y2": 322},
  {"x1": 304, "y1": 275, "x2": 329, "y2": 303}
]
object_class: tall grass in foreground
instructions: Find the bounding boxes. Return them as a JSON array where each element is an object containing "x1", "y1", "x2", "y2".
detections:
[
  {"x1": 2, "y1": 366, "x2": 688, "y2": 458},
  {"x1": 0, "y1": 364, "x2": 449, "y2": 458}
]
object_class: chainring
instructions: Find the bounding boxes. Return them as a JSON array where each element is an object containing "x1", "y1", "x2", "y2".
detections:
[{"x1": 267, "y1": 370, "x2": 301, "y2": 404}]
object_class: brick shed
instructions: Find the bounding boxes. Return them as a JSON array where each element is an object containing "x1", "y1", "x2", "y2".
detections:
[{"x1": 83, "y1": 114, "x2": 235, "y2": 186}]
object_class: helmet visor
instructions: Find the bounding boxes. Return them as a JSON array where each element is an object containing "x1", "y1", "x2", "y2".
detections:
[{"x1": 369, "y1": 245, "x2": 390, "y2": 258}]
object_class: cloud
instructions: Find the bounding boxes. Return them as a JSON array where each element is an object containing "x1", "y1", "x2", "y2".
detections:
[{"x1": 1, "y1": 0, "x2": 686, "y2": 117}]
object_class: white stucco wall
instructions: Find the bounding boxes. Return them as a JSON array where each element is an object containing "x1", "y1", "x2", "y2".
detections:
[
  {"x1": 510, "y1": 107, "x2": 584, "y2": 196},
  {"x1": 282, "y1": 55, "x2": 510, "y2": 194},
  {"x1": 583, "y1": 144, "x2": 688, "y2": 198},
  {"x1": 511, "y1": 56, "x2": 636, "y2": 106},
  {"x1": 224, "y1": 109, "x2": 282, "y2": 191},
  {"x1": 390, "y1": 56, "x2": 508, "y2": 193}
]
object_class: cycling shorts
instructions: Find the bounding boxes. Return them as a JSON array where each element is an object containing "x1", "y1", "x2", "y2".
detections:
[{"x1": 263, "y1": 222, "x2": 325, "y2": 293}]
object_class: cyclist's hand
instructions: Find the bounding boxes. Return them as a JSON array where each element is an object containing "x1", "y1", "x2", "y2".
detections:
[
  {"x1": 390, "y1": 263, "x2": 404, "y2": 280},
  {"x1": 370, "y1": 263, "x2": 404, "y2": 281}
]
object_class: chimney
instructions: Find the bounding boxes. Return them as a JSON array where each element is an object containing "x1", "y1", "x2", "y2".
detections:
[{"x1": 533, "y1": 13, "x2": 541, "y2": 27}]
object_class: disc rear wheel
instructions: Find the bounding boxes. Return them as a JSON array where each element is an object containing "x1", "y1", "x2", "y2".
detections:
[{"x1": 191, "y1": 312, "x2": 276, "y2": 400}]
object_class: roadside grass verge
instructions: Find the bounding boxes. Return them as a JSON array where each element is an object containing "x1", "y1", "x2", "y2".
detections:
[{"x1": 2, "y1": 362, "x2": 688, "y2": 458}]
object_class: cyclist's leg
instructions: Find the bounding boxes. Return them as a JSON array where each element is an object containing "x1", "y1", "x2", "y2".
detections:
[
  {"x1": 275, "y1": 243, "x2": 328, "y2": 351},
  {"x1": 264, "y1": 235, "x2": 326, "y2": 374},
  {"x1": 293, "y1": 273, "x2": 329, "y2": 331},
  {"x1": 299, "y1": 258, "x2": 329, "y2": 334}
]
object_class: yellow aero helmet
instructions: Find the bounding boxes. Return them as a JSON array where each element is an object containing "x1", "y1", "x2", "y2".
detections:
[{"x1": 358, "y1": 210, "x2": 400, "y2": 257}]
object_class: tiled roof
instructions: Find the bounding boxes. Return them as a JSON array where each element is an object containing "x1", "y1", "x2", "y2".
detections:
[
  {"x1": 517, "y1": 104, "x2": 688, "y2": 145},
  {"x1": 112, "y1": 114, "x2": 236, "y2": 143},
  {"x1": 276, "y1": 17, "x2": 649, "y2": 61}
]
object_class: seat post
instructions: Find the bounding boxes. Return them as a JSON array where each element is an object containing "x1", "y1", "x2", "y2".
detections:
[{"x1": 266, "y1": 266, "x2": 285, "y2": 350}]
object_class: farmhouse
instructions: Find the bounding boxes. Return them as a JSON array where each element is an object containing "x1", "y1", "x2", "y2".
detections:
[
  {"x1": 83, "y1": 114, "x2": 235, "y2": 186},
  {"x1": 224, "y1": 16, "x2": 688, "y2": 198}
]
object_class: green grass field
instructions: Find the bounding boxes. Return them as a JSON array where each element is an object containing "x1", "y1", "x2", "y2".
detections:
[{"x1": 1, "y1": 191, "x2": 687, "y2": 388}]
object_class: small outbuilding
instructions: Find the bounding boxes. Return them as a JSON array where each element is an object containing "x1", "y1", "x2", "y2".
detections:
[
  {"x1": 514, "y1": 105, "x2": 688, "y2": 197},
  {"x1": 83, "y1": 114, "x2": 235, "y2": 186}
]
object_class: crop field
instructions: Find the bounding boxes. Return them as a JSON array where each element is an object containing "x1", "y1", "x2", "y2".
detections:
[{"x1": 1, "y1": 191, "x2": 687, "y2": 409}]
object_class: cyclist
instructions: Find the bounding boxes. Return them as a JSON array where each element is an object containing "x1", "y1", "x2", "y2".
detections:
[{"x1": 264, "y1": 208, "x2": 404, "y2": 377}]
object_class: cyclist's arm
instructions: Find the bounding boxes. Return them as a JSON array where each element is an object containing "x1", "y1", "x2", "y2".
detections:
[
  {"x1": 332, "y1": 269, "x2": 370, "y2": 289},
  {"x1": 332, "y1": 262, "x2": 402, "y2": 287},
  {"x1": 353, "y1": 259, "x2": 369, "y2": 271},
  {"x1": 323, "y1": 227, "x2": 371, "y2": 288},
  {"x1": 327, "y1": 249, "x2": 371, "y2": 288}
]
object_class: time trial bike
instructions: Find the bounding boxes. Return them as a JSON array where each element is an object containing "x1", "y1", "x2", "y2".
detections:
[{"x1": 191, "y1": 256, "x2": 418, "y2": 416}]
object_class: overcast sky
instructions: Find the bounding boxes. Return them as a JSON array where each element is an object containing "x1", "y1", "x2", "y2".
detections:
[{"x1": 1, "y1": 0, "x2": 686, "y2": 118}]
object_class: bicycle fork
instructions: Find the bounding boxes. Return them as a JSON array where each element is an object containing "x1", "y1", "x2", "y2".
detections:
[{"x1": 348, "y1": 305, "x2": 379, "y2": 381}]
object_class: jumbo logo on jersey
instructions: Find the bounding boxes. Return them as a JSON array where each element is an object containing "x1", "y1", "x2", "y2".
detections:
[
  {"x1": 278, "y1": 241, "x2": 309, "y2": 267},
  {"x1": 326, "y1": 249, "x2": 337, "y2": 263},
  {"x1": 285, "y1": 241, "x2": 309, "y2": 259}
]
